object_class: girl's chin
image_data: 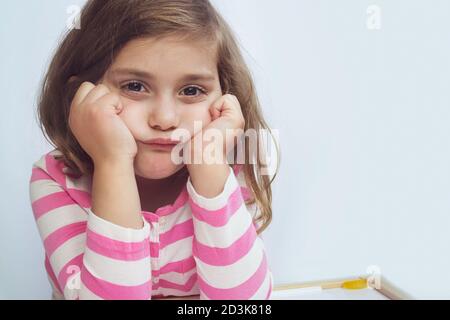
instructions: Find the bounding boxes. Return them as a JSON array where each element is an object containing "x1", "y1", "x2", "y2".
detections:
[
  {"x1": 134, "y1": 154, "x2": 184, "y2": 179},
  {"x1": 135, "y1": 167, "x2": 180, "y2": 179}
]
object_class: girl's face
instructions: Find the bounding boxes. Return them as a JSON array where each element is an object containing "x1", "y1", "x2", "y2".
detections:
[{"x1": 99, "y1": 36, "x2": 223, "y2": 179}]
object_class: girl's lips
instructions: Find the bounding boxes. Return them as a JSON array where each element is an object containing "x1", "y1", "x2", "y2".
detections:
[
  {"x1": 144, "y1": 143, "x2": 176, "y2": 151},
  {"x1": 140, "y1": 138, "x2": 184, "y2": 152},
  {"x1": 143, "y1": 138, "x2": 180, "y2": 145}
]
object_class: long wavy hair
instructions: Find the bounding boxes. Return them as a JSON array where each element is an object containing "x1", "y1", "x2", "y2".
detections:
[{"x1": 36, "y1": 0, "x2": 279, "y2": 235}]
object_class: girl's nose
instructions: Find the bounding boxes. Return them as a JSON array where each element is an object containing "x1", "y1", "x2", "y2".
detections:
[{"x1": 148, "y1": 97, "x2": 180, "y2": 131}]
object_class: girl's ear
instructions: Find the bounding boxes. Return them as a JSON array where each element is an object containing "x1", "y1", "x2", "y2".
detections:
[{"x1": 67, "y1": 75, "x2": 79, "y2": 84}]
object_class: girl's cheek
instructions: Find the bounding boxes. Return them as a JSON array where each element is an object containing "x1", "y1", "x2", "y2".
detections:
[
  {"x1": 202, "y1": 97, "x2": 218, "y2": 122},
  {"x1": 180, "y1": 101, "x2": 211, "y2": 124},
  {"x1": 198, "y1": 103, "x2": 212, "y2": 124}
]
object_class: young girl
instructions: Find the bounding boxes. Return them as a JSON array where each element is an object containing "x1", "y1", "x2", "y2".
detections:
[{"x1": 29, "y1": 0, "x2": 278, "y2": 300}]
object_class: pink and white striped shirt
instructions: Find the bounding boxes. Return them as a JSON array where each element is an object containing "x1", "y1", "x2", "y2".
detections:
[{"x1": 29, "y1": 149, "x2": 273, "y2": 300}]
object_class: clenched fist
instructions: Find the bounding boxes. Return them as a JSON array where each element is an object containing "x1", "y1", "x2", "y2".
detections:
[{"x1": 68, "y1": 81, "x2": 137, "y2": 165}]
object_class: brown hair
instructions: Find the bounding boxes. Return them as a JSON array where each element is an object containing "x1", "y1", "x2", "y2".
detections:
[{"x1": 36, "y1": 0, "x2": 279, "y2": 235}]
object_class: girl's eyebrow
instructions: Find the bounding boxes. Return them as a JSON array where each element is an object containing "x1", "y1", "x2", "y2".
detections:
[{"x1": 108, "y1": 68, "x2": 216, "y2": 82}]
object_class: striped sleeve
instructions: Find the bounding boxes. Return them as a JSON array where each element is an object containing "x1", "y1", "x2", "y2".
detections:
[
  {"x1": 29, "y1": 166, "x2": 152, "y2": 300},
  {"x1": 186, "y1": 165, "x2": 273, "y2": 300}
]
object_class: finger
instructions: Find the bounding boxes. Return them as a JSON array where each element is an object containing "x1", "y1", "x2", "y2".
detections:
[
  {"x1": 94, "y1": 93, "x2": 123, "y2": 114},
  {"x1": 224, "y1": 94, "x2": 243, "y2": 115},
  {"x1": 224, "y1": 94, "x2": 240, "y2": 107},
  {"x1": 83, "y1": 83, "x2": 111, "y2": 105},
  {"x1": 209, "y1": 95, "x2": 226, "y2": 120},
  {"x1": 209, "y1": 105, "x2": 221, "y2": 121},
  {"x1": 229, "y1": 94, "x2": 240, "y2": 105},
  {"x1": 71, "y1": 81, "x2": 95, "y2": 108}
]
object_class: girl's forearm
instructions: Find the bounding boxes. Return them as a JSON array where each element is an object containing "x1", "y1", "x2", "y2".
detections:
[
  {"x1": 91, "y1": 159, "x2": 144, "y2": 229},
  {"x1": 187, "y1": 162, "x2": 230, "y2": 198}
]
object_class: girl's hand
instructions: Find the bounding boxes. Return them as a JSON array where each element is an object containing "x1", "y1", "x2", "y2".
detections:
[
  {"x1": 185, "y1": 94, "x2": 245, "y2": 198},
  {"x1": 68, "y1": 81, "x2": 137, "y2": 165},
  {"x1": 189, "y1": 94, "x2": 245, "y2": 164}
]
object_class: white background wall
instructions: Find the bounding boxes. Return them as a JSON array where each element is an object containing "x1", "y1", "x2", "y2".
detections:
[{"x1": 1, "y1": 0, "x2": 449, "y2": 299}]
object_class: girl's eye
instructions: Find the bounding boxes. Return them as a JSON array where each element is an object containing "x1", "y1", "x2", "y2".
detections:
[
  {"x1": 180, "y1": 86, "x2": 207, "y2": 97},
  {"x1": 121, "y1": 81, "x2": 146, "y2": 93},
  {"x1": 120, "y1": 82, "x2": 207, "y2": 97}
]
